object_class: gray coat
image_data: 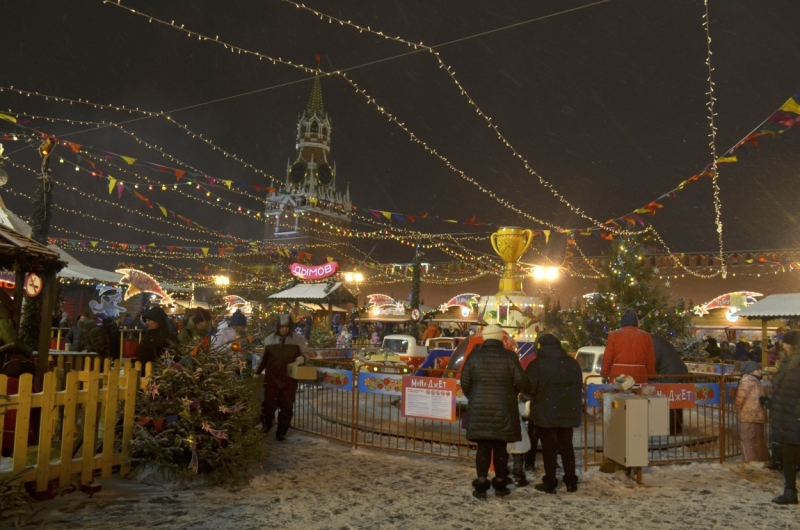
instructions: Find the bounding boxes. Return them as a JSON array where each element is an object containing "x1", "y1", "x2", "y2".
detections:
[{"x1": 461, "y1": 339, "x2": 530, "y2": 442}]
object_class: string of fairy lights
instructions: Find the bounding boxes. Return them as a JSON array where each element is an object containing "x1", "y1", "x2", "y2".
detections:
[
  {"x1": 0, "y1": 4, "x2": 753, "y2": 285},
  {"x1": 98, "y1": 0, "x2": 737, "y2": 280},
  {"x1": 702, "y1": 0, "x2": 726, "y2": 279}
]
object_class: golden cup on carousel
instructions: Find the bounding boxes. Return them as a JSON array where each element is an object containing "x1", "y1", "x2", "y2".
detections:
[{"x1": 490, "y1": 226, "x2": 533, "y2": 294}]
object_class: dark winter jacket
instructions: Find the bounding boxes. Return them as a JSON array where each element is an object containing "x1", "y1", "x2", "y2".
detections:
[
  {"x1": 652, "y1": 334, "x2": 689, "y2": 383},
  {"x1": 525, "y1": 343, "x2": 583, "y2": 429},
  {"x1": 460, "y1": 339, "x2": 530, "y2": 442},
  {"x1": 75, "y1": 319, "x2": 110, "y2": 358},
  {"x1": 256, "y1": 337, "x2": 304, "y2": 389},
  {"x1": 65, "y1": 323, "x2": 82, "y2": 351},
  {"x1": 769, "y1": 353, "x2": 800, "y2": 445},
  {"x1": 135, "y1": 329, "x2": 170, "y2": 366},
  {"x1": 102, "y1": 317, "x2": 121, "y2": 359}
]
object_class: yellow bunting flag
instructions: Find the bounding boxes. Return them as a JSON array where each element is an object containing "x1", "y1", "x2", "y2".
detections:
[
  {"x1": 201, "y1": 248, "x2": 209, "y2": 256},
  {"x1": 0, "y1": 112, "x2": 16, "y2": 123},
  {"x1": 780, "y1": 98, "x2": 800, "y2": 115},
  {"x1": 108, "y1": 177, "x2": 117, "y2": 194},
  {"x1": 717, "y1": 154, "x2": 738, "y2": 163},
  {"x1": 224, "y1": 180, "x2": 232, "y2": 189},
  {"x1": 543, "y1": 230, "x2": 550, "y2": 243},
  {"x1": 91, "y1": 241, "x2": 98, "y2": 247},
  {"x1": 159, "y1": 206, "x2": 167, "y2": 217},
  {"x1": 121, "y1": 156, "x2": 136, "y2": 165},
  {"x1": 381, "y1": 211, "x2": 392, "y2": 221}
]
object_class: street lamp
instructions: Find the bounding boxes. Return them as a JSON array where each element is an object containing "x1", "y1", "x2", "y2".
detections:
[
  {"x1": 532, "y1": 266, "x2": 559, "y2": 281},
  {"x1": 343, "y1": 271, "x2": 364, "y2": 305}
]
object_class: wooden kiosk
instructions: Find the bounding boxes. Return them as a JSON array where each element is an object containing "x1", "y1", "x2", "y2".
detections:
[{"x1": 0, "y1": 223, "x2": 65, "y2": 382}]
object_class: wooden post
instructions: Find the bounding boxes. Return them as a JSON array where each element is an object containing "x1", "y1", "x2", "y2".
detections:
[
  {"x1": 328, "y1": 301, "x2": 333, "y2": 328},
  {"x1": 36, "y1": 273, "x2": 57, "y2": 388},
  {"x1": 12, "y1": 266, "x2": 24, "y2": 331}
]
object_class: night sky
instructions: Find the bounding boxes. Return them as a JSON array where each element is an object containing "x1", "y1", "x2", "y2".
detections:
[{"x1": 1, "y1": 0, "x2": 799, "y2": 283}]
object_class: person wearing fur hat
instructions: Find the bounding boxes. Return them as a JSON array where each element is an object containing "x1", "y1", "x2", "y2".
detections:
[
  {"x1": 214, "y1": 310, "x2": 249, "y2": 357},
  {"x1": 601, "y1": 308, "x2": 656, "y2": 384},
  {"x1": 525, "y1": 332, "x2": 583, "y2": 493},
  {"x1": 767, "y1": 330, "x2": 800, "y2": 504},
  {"x1": 135, "y1": 306, "x2": 171, "y2": 367},
  {"x1": 735, "y1": 361, "x2": 770, "y2": 462},
  {"x1": 178, "y1": 308, "x2": 212, "y2": 346},
  {"x1": 257, "y1": 314, "x2": 307, "y2": 441},
  {"x1": 461, "y1": 324, "x2": 530, "y2": 499}
]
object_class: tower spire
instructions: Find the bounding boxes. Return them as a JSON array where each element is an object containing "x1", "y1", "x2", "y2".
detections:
[{"x1": 306, "y1": 55, "x2": 324, "y2": 118}]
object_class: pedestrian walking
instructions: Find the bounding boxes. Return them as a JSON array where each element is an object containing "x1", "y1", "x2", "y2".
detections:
[{"x1": 257, "y1": 314, "x2": 307, "y2": 441}]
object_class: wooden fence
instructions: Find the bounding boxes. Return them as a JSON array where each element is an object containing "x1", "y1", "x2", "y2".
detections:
[{"x1": 0, "y1": 359, "x2": 150, "y2": 494}]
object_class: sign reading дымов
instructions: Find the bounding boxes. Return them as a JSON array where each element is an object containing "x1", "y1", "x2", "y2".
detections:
[{"x1": 289, "y1": 261, "x2": 339, "y2": 280}]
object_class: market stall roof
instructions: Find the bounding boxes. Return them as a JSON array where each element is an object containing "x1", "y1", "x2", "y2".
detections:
[
  {"x1": 733, "y1": 294, "x2": 800, "y2": 319},
  {"x1": 267, "y1": 281, "x2": 356, "y2": 305},
  {"x1": 49, "y1": 245, "x2": 123, "y2": 283},
  {"x1": 300, "y1": 302, "x2": 348, "y2": 312},
  {"x1": 0, "y1": 222, "x2": 64, "y2": 274}
]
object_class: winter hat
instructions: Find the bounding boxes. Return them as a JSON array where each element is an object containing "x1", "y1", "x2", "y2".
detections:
[
  {"x1": 194, "y1": 308, "x2": 212, "y2": 323},
  {"x1": 277, "y1": 313, "x2": 294, "y2": 328},
  {"x1": 740, "y1": 361, "x2": 760, "y2": 374},
  {"x1": 620, "y1": 308, "x2": 639, "y2": 327},
  {"x1": 536, "y1": 332, "x2": 561, "y2": 349},
  {"x1": 782, "y1": 330, "x2": 800, "y2": 351},
  {"x1": 229, "y1": 310, "x2": 247, "y2": 327},
  {"x1": 482, "y1": 324, "x2": 504, "y2": 342}
]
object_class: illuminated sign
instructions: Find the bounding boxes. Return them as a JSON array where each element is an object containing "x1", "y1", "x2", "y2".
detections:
[{"x1": 290, "y1": 261, "x2": 339, "y2": 280}]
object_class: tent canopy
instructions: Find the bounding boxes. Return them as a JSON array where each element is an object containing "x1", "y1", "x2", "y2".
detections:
[
  {"x1": 268, "y1": 281, "x2": 356, "y2": 305},
  {"x1": 733, "y1": 294, "x2": 800, "y2": 319}
]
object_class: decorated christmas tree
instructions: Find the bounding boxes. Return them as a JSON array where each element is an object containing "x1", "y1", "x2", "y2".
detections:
[
  {"x1": 557, "y1": 236, "x2": 691, "y2": 350},
  {"x1": 131, "y1": 338, "x2": 264, "y2": 487}
]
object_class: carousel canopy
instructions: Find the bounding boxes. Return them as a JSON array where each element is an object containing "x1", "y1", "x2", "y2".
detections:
[
  {"x1": 267, "y1": 281, "x2": 357, "y2": 305},
  {"x1": 733, "y1": 294, "x2": 800, "y2": 319}
]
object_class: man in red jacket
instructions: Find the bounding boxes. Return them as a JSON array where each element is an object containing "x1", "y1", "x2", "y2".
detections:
[{"x1": 601, "y1": 308, "x2": 655, "y2": 384}]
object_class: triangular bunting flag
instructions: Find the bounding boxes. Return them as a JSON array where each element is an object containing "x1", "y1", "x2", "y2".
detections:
[
  {"x1": 108, "y1": 177, "x2": 117, "y2": 194},
  {"x1": 121, "y1": 156, "x2": 136, "y2": 165}
]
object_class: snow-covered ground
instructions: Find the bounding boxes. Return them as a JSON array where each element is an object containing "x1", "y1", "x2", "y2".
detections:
[{"x1": 32, "y1": 431, "x2": 797, "y2": 529}]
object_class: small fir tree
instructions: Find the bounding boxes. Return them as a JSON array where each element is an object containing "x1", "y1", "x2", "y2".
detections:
[{"x1": 131, "y1": 339, "x2": 264, "y2": 487}]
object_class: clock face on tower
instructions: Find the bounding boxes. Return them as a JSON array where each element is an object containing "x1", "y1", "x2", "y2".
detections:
[
  {"x1": 316, "y1": 163, "x2": 333, "y2": 185},
  {"x1": 290, "y1": 162, "x2": 307, "y2": 183}
]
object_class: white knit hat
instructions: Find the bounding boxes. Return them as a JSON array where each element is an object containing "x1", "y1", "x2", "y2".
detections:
[{"x1": 482, "y1": 324, "x2": 504, "y2": 341}]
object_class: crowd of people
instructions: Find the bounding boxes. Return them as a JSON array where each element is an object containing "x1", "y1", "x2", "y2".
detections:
[{"x1": 33, "y1": 305, "x2": 800, "y2": 504}]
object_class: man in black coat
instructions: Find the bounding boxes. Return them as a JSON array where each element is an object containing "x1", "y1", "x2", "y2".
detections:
[
  {"x1": 768, "y1": 329, "x2": 800, "y2": 504},
  {"x1": 525, "y1": 333, "x2": 583, "y2": 493},
  {"x1": 651, "y1": 333, "x2": 689, "y2": 435},
  {"x1": 461, "y1": 324, "x2": 530, "y2": 499},
  {"x1": 257, "y1": 314, "x2": 306, "y2": 441}
]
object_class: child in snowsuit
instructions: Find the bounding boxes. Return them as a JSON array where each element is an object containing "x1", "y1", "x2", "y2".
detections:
[
  {"x1": 508, "y1": 396, "x2": 531, "y2": 487},
  {"x1": 735, "y1": 361, "x2": 770, "y2": 462}
]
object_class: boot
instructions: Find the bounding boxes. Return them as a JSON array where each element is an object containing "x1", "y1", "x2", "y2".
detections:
[
  {"x1": 491, "y1": 477, "x2": 512, "y2": 497},
  {"x1": 472, "y1": 478, "x2": 491, "y2": 500},
  {"x1": 511, "y1": 454, "x2": 528, "y2": 487},
  {"x1": 535, "y1": 476, "x2": 559, "y2": 494},
  {"x1": 276, "y1": 424, "x2": 289, "y2": 442},
  {"x1": 563, "y1": 475, "x2": 578, "y2": 493},
  {"x1": 772, "y1": 488, "x2": 798, "y2": 505}
]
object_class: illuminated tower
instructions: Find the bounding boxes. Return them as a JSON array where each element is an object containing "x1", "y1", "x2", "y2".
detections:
[{"x1": 264, "y1": 58, "x2": 351, "y2": 258}]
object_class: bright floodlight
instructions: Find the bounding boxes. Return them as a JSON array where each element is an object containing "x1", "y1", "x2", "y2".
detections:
[
  {"x1": 546, "y1": 267, "x2": 559, "y2": 281},
  {"x1": 354, "y1": 272, "x2": 364, "y2": 282},
  {"x1": 215, "y1": 275, "x2": 230, "y2": 286},
  {"x1": 344, "y1": 272, "x2": 354, "y2": 282},
  {"x1": 532, "y1": 267, "x2": 545, "y2": 280}
]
